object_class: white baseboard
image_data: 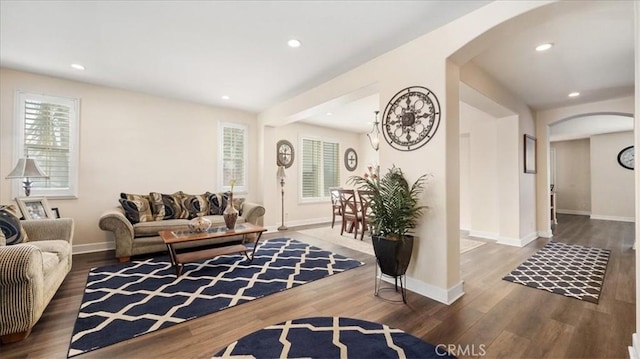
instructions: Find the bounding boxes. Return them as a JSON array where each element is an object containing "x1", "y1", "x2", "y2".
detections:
[
  {"x1": 557, "y1": 209, "x2": 591, "y2": 216},
  {"x1": 590, "y1": 214, "x2": 635, "y2": 223},
  {"x1": 496, "y1": 236, "x2": 520, "y2": 247},
  {"x1": 629, "y1": 333, "x2": 639, "y2": 359},
  {"x1": 468, "y1": 230, "x2": 498, "y2": 241},
  {"x1": 538, "y1": 230, "x2": 553, "y2": 238},
  {"x1": 496, "y1": 232, "x2": 538, "y2": 247},
  {"x1": 73, "y1": 241, "x2": 114, "y2": 255},
  {"x1": 267, "y1": 216, "x2": 337, "y2": 234},
  {"x1": 381, "y1": 276, "x2": 465, "y2": 305},
  {"x1": 520, "y1": 232, "x2": 539, "y2": 246}
]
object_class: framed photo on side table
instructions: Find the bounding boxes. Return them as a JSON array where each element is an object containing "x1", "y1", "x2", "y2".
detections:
[
  {"x1": 16, "y1": 197, "x2": 55, "y2": 220},
  {"x1": 524, "y1": 134, "x2": 537, "y2": 174}
]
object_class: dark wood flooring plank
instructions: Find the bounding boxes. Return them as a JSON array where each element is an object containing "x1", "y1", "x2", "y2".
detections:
[{"x1": 0, "y1": 214, "x2": 634, "y2": 359}]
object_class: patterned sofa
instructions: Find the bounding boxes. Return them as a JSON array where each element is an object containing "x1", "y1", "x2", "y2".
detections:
[
  {"x1": 99, "y1": 191, "x2": 265, "y2": 262},
  {"x1": 0, "y1": 205, "x2": 74, "y2": 343}
]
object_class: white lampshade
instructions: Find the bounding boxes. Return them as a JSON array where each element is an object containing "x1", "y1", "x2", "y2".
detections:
[
  {"x1": 277, "y1": 165, "x2": 286, "y2": 180},
  {"x1": 6, "y1": 158, "x2": 48, "y2": 179}
]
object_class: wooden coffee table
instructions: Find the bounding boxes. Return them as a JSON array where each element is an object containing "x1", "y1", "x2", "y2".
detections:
[{"x1": 159, "y1": 222, "x2": 267, "y2": 276}]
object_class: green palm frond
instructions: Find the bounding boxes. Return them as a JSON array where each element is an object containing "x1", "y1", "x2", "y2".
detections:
[{"x1": 347, "y1": 165, "x2": 429, "y2": 240}]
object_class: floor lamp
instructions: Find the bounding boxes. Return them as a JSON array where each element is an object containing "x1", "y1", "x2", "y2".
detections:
[{"x1": 277, "y1": 165, "x2": 288, "y2": 231}]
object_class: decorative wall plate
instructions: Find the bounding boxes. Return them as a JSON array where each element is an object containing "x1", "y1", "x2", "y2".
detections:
[
  {"x1": 344, "y1": 148, "x2": 358, "y2": 172},
  {"x1": 276, "y1": 140, "x2": 294, "y2": 168},
  {"x1": 617, "y1": 145, "x2": 634, "y2": 170},
  {"x1": 381, "y1": 86, "x2": 441, "y2": 151}
]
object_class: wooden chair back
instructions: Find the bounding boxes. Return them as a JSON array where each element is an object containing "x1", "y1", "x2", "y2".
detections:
[
  {"x1": 357, "y1": 190, "x2": 374, "y2": 240},
  {"x1": 338, "y1": 189, "x2": 360, "y2": 238}
]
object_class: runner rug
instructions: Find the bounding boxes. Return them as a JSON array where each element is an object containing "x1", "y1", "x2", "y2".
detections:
[
  {"x1": 67, "y1": 238, "x2": 363, "y2": 357},
  {"x1": 502, "y1": 241, "x2": 610, "y2": 303},
  {"x1": 213, "y1": 317, "x2": 455, "y2": 358}
]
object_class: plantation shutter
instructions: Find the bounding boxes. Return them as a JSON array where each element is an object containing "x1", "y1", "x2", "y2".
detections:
[
  {"x1": 301, "y1": 138, "x2": 340, "y2": 199},
  {"x1": 23, "y1": 100, "x2": 71, "y2": 190},
  {"x1": 322, "y1": 142, "x2": 340, "y2": 196},
  {"x1": 219, "y1": 122, "x2": 247, "y2": 192},
  {"x1": 302, "y1": 138, "x2": 321, "y2": 198},
  {"x1": 14, "y1": 92, "x2": 79, "y2": 198}
]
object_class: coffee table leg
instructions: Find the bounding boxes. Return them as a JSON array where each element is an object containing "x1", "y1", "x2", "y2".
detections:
[
  {"x1": 166, "y1": 243, "x2": 181, "y2": 276},
  {"x1": 243, "y1": 231, "x2": 263, "y2": 261}
]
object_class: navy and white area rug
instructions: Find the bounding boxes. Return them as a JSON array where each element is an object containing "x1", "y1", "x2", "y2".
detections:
[
  {"x1": 213, "y1": 317, "x2": 455, "y2": 359},
  {"x1": 503, "y1": 241, "x2": 610, "y2": 303},
  {"x1": 68, "y1": 238, "x2": 363, "y2": 357}
]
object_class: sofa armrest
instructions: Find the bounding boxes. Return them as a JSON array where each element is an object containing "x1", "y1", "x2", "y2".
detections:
[
  {"x1": 240, "y1": 202, "x2": 265, "y2": 226},
  {"x1": 0, "y1": 244, "x2": 45, "y2": 336},
  {"x1": 99, "y1": 208, "x2": 134, "y2": 259},
  {"x1": 21, "y1": 218, "x2": 74, "y2": 244}
]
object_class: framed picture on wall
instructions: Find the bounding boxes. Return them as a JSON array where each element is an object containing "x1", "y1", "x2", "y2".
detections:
[
  {"x1": 524, "y1": 134, "x2": 537, "y2": 174},
  {"x1": 16, "y1": 197, "x2": 55, "y2": 220}
]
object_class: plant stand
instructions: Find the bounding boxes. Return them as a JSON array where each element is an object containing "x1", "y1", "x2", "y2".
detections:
[
  {"x1": 374, "y1": 265, "x2": 408, "y2": 304},
  {"x1": 372, "y1": 235, "x2": 413, "y2": 304}
]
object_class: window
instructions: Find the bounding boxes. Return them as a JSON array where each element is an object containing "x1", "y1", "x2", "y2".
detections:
[
  {"x1": 218, "y1": 122, "x2": 248, "y2": 193},
  {"x1": 301, "y1": 137, "x2": 339, "y2": 200},
  {"x1": 13, "y1": 91, "x2": 79, "y2": 198}
]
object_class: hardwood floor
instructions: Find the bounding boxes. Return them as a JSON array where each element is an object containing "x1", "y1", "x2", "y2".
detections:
[{"x1": 0, "y1": 214, "x2": 635, "y2": 358}]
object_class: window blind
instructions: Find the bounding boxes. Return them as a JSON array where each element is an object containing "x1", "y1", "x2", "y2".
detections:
[
  {"x1": 322, "y1": 142, "x2": 340, "y2": 196},
  {"x1": 16, "y1": 92, "x2": 78, "y2": 197},
  {"x1": 301, "y1": 138, "x2": 339, "y2": 199},
  {"x1": 302, "y1": 138, "x2": 322, "y2": 198},
  {"x1": 220, "y1": 123, "x2": 247, "y2": 190}
]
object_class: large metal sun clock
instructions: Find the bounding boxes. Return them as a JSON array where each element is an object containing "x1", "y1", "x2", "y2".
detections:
[{"x1": 381, "y1": 86, "x2": 441, "y2": 151}]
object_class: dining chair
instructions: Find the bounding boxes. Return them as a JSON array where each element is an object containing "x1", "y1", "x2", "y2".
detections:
[
  {"x1": 357, "y1": 190, "x2": 374, "y2": 241},
  {"x1": 329, "y1": 187, "x2": 342, "y2": 228},
  {"x1": 338, "y1": 189, "x2": 360, "y2": 239}
]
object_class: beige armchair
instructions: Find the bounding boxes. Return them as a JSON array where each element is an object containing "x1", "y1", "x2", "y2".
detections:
[{"x1": 0, "y1": 218, "x2": 74, "y2": 343}]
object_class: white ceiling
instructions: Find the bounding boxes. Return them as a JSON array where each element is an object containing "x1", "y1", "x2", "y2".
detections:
[
  {"x1": 0, "y1": 0, "x2": 487, "y2": 113},
  {"x1": 0, "y1": 1, "x2": 635, "y2": 137},
  {"x1": 471, "y1": 0, "x2": 635, "y2": 111},
  {"x1": 549, "y1": 114, "x2": 634, "y2": 142}
]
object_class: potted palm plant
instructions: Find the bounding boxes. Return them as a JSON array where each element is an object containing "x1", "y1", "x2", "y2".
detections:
[{"x1": 348, "y1": 165, "x2": 428, "y2": 278}]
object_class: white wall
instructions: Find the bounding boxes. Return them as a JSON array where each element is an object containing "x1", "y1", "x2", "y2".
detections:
[
  {"x1": 262, "y1": 121, "x2": 364, "y2": 228},
  {"x1": 535, "y1": 96, "x2": 635, "y2": 235},
  {"x1": 551, "y1": 139, "x2": 591, "y2": 215},
  {"x1": 0, "y1": 68, "x2": 259, "y2": 251},
  {"x1": 259, "y1": 1, "x2": 549, "y2": 303},
  {"x1": 459, "y1": 62, "x2": 534, "y2": 243},
  {"x1": 590, "y1": 131, "x2": 635, "y2": 222},
  {"x1": 459, "y1": 133, "x2": 470, "y2": 230},
  {"x1": 460, "y1": 102, "x2": 499, "y2": 239}
]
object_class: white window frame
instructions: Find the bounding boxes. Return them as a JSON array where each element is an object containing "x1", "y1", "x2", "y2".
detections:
[
  {"x1": 218, "y1": 121, "x2": 248, "y2": 194},
  {"x1": 299, "y1": 136, "x2": 340, "y2": 203},
  {"x1": 12, "y1": 91, "x2": 80, "y2": 198}
]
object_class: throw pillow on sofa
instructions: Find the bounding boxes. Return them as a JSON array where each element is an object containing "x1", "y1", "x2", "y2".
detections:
[
  {"x1": 233, "y1": 197, "x2": 245, "y2": 216},
  {"x1": 119, "y1": 193, "x2": 153, "y2": 224},
  {"x1": 181, "y1": 193, "x2": 210, "y2": 219},
  {"x1": 149, "y1": 192, "x2": 187, "y2": 220},
  {"x1": 205, "y1": 192, "x2": 245, "y2": 216},
  {"x1": 206, "y1": 192, "x2": 228, "y2": 215},
  {"x1": 0, "y1": 204, "x2": 28, "y2": 245}
]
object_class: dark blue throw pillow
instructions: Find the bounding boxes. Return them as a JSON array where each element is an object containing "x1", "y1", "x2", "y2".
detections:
[{"x1": 0, "y1": 205, "x2": 28, "y2": 245}]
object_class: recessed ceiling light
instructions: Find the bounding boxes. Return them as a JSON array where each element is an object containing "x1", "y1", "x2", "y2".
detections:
[
  {"x1": 326, "y1": 112, "x2": 333, "y2": 116},
  {"x1": 568, "y1": 92, "x2": 580, "y2": 97},
  {"x1": 535, "y1": 43, "x2": 553, "y2": 52},
  {"x1": 71, "y1": 63, "x2": 85, "y2": 70},
  {"x1": 287, "y1": 39, "x2": 301, "y2": 48},
  {"x1": 221, "y1": 95, "x2": 230, "y2": 100}
]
